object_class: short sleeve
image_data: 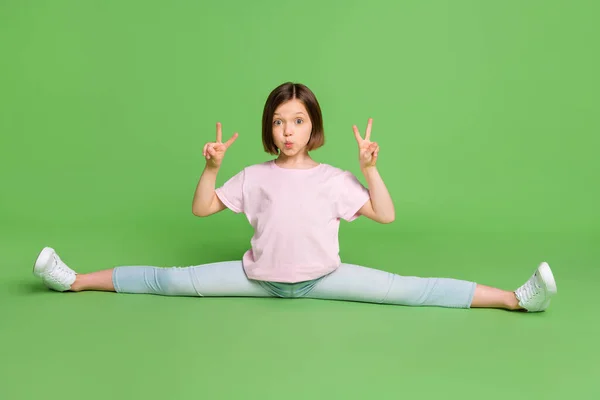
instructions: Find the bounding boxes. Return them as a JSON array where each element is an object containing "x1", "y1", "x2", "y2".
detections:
[
  {"x1": 215, "y1": 169, "x2": 245, "y2": 213},
  {"x1": 335, "y1": 171, "x2": 370, "y2": 222}
]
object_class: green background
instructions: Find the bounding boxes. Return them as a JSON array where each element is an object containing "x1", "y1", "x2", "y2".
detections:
[{"x1": 1, "y1": 0, "x2": 598, "y2": 399}]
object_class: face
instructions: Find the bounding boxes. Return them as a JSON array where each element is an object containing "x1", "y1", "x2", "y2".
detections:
[{"x1": 272, "y1": 99, "x2": 313, "y2": 155}]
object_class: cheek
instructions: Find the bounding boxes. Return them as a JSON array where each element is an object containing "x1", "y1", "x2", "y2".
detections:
[{"x1": 304, "y1": 124, "x2": 313, "y2": 139}]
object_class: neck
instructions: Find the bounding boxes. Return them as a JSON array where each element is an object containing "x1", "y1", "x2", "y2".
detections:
[{"x1": 275, "y1": 151, "x2": 318, "y2": 169}]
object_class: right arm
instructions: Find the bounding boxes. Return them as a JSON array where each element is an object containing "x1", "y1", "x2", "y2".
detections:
[
  {"x1": 191, "y1": 122, "x2": 238, "y2": 217},
  {"x1": 191, "y1": 164, "x2": 226, "y2": 217}
]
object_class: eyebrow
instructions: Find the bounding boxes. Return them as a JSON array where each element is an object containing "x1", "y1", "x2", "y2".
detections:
[{"x1": 274, "y1": 112, "x2": 305, "y2": 116}]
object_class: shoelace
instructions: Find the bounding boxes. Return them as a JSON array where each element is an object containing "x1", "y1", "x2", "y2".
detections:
[
  {"x1": 47, "y1": 255, "x2": 72, "y2": 281},
  {"x1": 518, "y1": 275, "x2": 541, "y2": 303}
]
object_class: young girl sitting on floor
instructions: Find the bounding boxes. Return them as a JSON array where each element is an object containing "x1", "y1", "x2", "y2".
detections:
[{"x1": 32, "y1": 82, "x2": 558, "y2": 312}]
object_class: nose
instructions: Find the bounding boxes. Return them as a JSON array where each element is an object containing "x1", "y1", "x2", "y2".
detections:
[{"x1": 284, "y1": 123, "x2": 294, "y2": 136}]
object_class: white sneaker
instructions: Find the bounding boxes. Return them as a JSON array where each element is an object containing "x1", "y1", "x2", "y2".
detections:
[
  {"x1": 514, "y1": 262, "x2": 557, "y2": 312},
  {"x1": 33, "y1": 247, "x2": 77, "y2": 292}
]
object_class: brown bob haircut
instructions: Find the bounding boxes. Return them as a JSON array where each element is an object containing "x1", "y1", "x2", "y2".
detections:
[{"x1": 262, "y1": 82, "x2": 325, "y2": 155}]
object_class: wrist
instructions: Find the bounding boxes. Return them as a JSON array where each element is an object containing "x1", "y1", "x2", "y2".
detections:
[
  {"x1": 204, "y1": 162, "x2": 220, "y2": 173},
  {"x1": 360, "y1": 165, "x2": 377, "y2": 174}
]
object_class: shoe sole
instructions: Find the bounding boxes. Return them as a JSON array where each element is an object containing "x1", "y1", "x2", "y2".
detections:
[
  {"x1": 33, "y1": 247, "x2": 55, "y2": 277},
  {"x1": 538, "y1": 262, "x2": 557, "y2": 295}
]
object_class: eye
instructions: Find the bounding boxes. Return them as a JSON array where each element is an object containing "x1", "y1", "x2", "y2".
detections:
[
  {"x1": 295, "y1": 118, "x2": 303, "y2": 124},
  {"x1": 273, "y1": 120, "x2": 282, "y2": 126}
]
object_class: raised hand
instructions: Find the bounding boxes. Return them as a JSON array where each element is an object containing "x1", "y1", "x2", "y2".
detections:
[
  {"x1": 203, "y1": 122, "x2": 239, "y2": 168},
  {"x1": 353, "y1": 118, "x2": 379, "y2": 169}
]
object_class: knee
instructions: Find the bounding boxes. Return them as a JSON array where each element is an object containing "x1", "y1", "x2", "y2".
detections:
[
  {"x1": 383, "y1": 275, "x2": 434, "y2": 306},
  {"x1": 154, "y1": 267, "x2": 198, "y2": 296}
]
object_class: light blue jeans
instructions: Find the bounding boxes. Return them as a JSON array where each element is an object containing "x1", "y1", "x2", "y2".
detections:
[{"x1": 112, "y1": 261, "x2": 477, "y2": 308}]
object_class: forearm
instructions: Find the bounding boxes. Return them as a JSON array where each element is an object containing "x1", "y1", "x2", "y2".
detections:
[
  {"x1": 361, "y1": 166, "x2": 395, "y2": 222},
  {"x1": 192, "y1": 163, "x2": 219, "y2": 215}
]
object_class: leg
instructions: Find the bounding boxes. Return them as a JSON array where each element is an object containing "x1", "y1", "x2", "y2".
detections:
[
  {"x1": 306, "y1": 263, "x2": 478, "y2": 309},
  {"x1": 71, "y1": 269, "x2": 115, "y2": 292},
  {"x1": 109, "y1": 261, "x2": 272, "y2": 297},
  {"x1": 33, "y1": 247, "x2": 272, "y2": 297},
  {"x1": 307, "y1": 263, "x2": 525, "y2": 310},
  {"x1": 470, "y1": 284, "x2": 522, "y2": 310}
]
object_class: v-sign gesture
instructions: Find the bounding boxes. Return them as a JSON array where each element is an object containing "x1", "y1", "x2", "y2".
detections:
[
  {"x1": 203, "y1": 122, "x2": 239, "y2": 169},
  {"x1": 353, "y1": 118, "x2": 379, "y2": 169}
]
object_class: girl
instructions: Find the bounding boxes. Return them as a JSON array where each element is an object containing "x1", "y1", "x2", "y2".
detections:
[{"x1": 32, "y1": 82, "x2": 557, "y2": 312}]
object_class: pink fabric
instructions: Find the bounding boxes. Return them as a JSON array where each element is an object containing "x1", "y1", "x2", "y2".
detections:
[{"x1": 215, "y1": 160, "x2": 370, "y2": 283}]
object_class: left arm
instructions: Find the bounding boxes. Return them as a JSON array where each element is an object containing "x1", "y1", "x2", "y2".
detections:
[
  {"x1": 359, "y1": 166, "x2": 395, "y2": 224},
  {"x1": 353, "y1": 118, "x2": 395, "y2": 224}
]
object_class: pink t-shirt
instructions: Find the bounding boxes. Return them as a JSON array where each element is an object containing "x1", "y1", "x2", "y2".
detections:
[{"x1": 215, "y1": 160, "x2": 370, "y2": 283}]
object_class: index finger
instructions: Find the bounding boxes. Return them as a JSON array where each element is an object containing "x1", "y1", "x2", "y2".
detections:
[{"x1": 216, "y1": 122, "x2": 222, "y2": 143}]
